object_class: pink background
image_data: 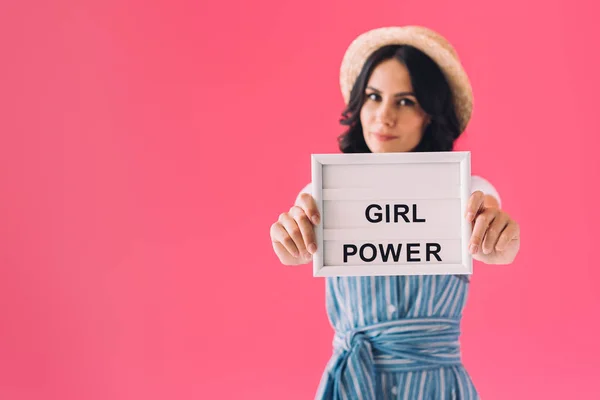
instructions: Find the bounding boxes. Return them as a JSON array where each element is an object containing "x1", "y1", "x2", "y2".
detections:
[{"x1": 1, "y1": 0, "x2": 599, "y2": 399}]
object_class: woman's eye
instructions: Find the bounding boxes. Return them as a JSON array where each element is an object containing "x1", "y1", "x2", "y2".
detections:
[
  {"x1": 398, "y1": 98, "x2": 415, "y2": 107},
  {"x1": 365, "y1": 94, "x2": 415, "y2": 106}
]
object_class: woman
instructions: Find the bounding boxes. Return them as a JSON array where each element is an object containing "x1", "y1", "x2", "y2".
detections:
[{"x1": 269, "y1": 26, "x2": 520, "y2": 399}]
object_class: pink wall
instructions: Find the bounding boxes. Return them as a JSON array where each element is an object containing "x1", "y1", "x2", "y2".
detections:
[{"x1": 1, "y1": 1, "x2": 599, "y2": 399}]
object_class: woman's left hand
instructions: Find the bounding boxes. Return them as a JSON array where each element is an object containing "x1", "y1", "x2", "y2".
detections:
[{"x1": 465, "y1": 191, "x2": 520, "y2": 265}]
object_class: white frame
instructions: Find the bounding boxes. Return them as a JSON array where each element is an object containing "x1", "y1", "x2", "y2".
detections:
[{"x1": 311, "y1": 152, "x2": 472, "y2": 277}]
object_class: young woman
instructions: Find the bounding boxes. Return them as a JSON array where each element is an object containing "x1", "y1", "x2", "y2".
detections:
[{"x1": 269, "y1": 26, "x2": 520, "y2": 399}]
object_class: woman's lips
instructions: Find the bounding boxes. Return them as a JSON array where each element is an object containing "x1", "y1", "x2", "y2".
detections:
[{"x1": 372, "y1": 132, "x2": 398, "y2": 141}]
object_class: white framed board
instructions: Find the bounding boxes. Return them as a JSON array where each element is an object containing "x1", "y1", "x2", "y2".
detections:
[{"x1": 311, "y1": 152, "x2": 472, "y2": 277}]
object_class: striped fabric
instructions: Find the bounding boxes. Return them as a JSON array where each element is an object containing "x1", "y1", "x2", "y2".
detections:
[{"x1": 315, "y1": 275, "x2": 479, "y2": 399}]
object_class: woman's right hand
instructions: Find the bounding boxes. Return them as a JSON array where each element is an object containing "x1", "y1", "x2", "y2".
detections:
[{"x1": 270, "y1": 192, "x2": 320, "y2": 265}]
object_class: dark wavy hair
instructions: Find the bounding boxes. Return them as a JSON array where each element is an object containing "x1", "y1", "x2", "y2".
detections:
[{"x1": 338, "y1": 44, "x2": 462, "y2": 153}]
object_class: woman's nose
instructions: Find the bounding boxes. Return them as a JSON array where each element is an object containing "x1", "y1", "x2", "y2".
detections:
[{"x1": 375, "y1": 103, "x2": 395, "y2": 126}]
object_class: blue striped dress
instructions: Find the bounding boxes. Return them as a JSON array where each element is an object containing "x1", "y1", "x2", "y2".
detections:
[
  {"x1": 303, "y1": 176, "x2": 500, "y2": 400},
  {"x1": 314, "y1": 275, "x2": 478, "y2": 399}
]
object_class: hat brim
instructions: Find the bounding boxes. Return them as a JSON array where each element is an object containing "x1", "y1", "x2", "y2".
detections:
[{"x1": 340, "y1": 26, "x2": 473, "y2": 133}]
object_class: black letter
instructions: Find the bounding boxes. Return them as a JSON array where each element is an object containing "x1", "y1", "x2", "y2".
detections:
[
  {"x1": 407, "y1": 243, "x2": 421, "y2": 262},
  {"x1": 413, "y1": 204, "x2": 426, "y2": 222},
  {"x1": 343, "y1": 244, "x2": 357, "y2": 263},
  {"x1": 394, "y1": 204, "x2": 410, "y2": 223},
  {"x1": 359, "y1": 243, "x2": 377, "y2": 262},
  {"x1": 426, "y1": 243, "x2": 442, "y2": 262},
  {"x1": 365, "y1": 204, "x2": 382, "y2": 223},
  {"x1": 379, "y1": 243, "x2": 402, "y2": 262}
]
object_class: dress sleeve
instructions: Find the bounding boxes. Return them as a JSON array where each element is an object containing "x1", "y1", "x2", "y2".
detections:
[{"x1": 470, "y1": 175, "x2": 502, "y2": 208}]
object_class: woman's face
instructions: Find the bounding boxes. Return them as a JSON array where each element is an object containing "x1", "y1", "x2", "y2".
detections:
[{"x1": 360, "y1": 58, "x2": 430, "y2": 153}]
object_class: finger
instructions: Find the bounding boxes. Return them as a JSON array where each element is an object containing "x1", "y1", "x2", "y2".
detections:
[
  {"x1": 482, "y1": 213, "x2": 510, "y2": 254},
  {"x1": 272, "y1": 241, "x2": 311, "y2": 265},
  {"x1": 495, "y1": 221, "x2": 520, "y2": 252},
  {"x1": 290, "y1": 206, "x2": 317, "y2": 255},
  {"x1": 465, "y1": 191, "x2": 484, "y2": 223},
  {"x1": 296, "y1": 193, "x2": 320, "y2": 225},
  {"x1": 278, "y1": 212, "x2": 308, "y2": 256},
  {"x1": 469, "y1": 208, "x2": 498, "y2": 254},
  {"x1": 270, "y1": 221, "x2": 300, "y2": 258},
  {"x1": 274, "y1": 214, "x2": 304, "y2": 256}
]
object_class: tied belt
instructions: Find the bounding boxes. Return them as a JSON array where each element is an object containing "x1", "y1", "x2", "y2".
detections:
[{"x1": 319, "y1": 318, "x2": 462, "y2": 400}]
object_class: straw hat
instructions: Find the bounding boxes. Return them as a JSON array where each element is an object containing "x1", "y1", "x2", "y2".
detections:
[{"x1": 339, "y1": 26, "x2": 473, "y2": 132}]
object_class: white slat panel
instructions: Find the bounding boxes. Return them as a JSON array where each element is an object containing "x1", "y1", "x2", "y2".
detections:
[
  {"x1": 323, "y1": 239, "x2": 462, "y2": 266},
  {"x1": 322, "y1": 198, "x2": 461, "y2": 231},
  {"x1": 322, "y1": 163, "x2": 459, "y2": 189}
]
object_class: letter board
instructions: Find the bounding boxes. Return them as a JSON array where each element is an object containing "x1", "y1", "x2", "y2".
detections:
[{"x1": 311, "y1": 152, "x2": 472, "y2": 277}]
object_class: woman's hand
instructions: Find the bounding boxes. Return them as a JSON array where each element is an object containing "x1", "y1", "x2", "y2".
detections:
[
  {"x1": 465, "y1": 191, "x2": 520, "y2": 264},
  {"x1": 270, "y1": 193, "x2": 320, "y2": 266}
]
